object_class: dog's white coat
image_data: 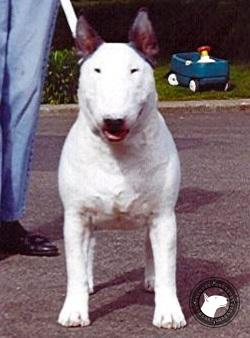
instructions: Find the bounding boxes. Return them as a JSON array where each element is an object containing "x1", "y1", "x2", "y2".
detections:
[
  {"x1": 201, "y1": 293, "x2": 228, "y2": 318},
  {"x1": 58, "y1": 11, "x2": 186, "y2": 329}
]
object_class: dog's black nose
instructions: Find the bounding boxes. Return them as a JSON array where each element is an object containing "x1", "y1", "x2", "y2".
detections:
[{"x1": 103, "y1": 118, "x2": 125, "y2": 133}]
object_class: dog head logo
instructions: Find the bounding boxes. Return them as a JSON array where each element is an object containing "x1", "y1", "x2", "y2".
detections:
[
  {"x1": 201, "y1": 293, "x2": 228, "y2": 318},
  {"x1": 75, "y1": 9, "x2": 159, "y2": 143},
  {"x1": 190, "y1": 278, "x2": 240, "y2": 327}
]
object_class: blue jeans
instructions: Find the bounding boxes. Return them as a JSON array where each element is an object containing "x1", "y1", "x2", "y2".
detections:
[{"x1": 0, "y1": 0, "x2": 59, "y2": 221}]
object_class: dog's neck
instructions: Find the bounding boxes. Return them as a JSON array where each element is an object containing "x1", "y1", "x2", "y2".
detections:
[{"x1": 201, "y1": 303, "x2": 217, "y2": 318}]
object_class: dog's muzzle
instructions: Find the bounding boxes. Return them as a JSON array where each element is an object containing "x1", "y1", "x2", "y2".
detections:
[{"x1": 102, "y1": 118, "x2": 129, "y2": 142}]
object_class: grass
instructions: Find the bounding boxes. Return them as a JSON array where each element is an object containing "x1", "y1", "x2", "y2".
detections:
[
  {"x1": 42, "y1": 49, "x2": 250, "y2": 104},
  {"x1": 155, "y1": 64, "x2": 250, "y2": 101}
]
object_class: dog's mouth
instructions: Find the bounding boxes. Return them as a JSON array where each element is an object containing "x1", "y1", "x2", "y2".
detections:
[
  {"x1": 102, "y1": 127, "x2": 129, "y2": 142},
  {"x1": 102, "y1": 119, "x2": 129, "y2": 142}
]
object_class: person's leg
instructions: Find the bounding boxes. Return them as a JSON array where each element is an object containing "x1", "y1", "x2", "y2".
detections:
[
  {"x1": 1, "y1": 0, "x2": 59, "y2": 220},
  {"x1": 0, "y1": 0, "x2": 59, "y2": 256},
  {"x1": 0, "y1": 0, "x2": 10, "y2": 216}
]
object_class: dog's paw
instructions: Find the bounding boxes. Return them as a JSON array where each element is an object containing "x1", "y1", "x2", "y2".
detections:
[
  {"x1": 58, "y1": 302, "x2": 90, "y2": 327},
  {"x1": 153, "y1": 298, "x2": 186, "y2": 329}
]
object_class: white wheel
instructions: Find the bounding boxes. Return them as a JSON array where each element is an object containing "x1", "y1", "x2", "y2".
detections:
[
  {"x1": 167, "y1": 73, "x2": 179, "y2": 86},
  {"x1": 189, "y1": 79, "x2": 199, "y2": 92}
]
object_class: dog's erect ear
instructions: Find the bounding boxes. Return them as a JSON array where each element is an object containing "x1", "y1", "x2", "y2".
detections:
[
  {"x1": 204, "y1": 293, "x2": 209, "y2": 302},
  {"x1": 129, "y1": 8, "x2": 159, "y2": 65},
  {"x1": 75, "y1": 15, "x2": 103, "y2": 60}
]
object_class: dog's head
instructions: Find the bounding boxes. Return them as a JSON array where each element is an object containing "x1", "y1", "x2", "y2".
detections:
[
  {"x1": 75, "y1": 8, "x2": 159, "y2": 143},
  {"x1": 203, "y1": 293, "x2": 228, "y2": 310}
]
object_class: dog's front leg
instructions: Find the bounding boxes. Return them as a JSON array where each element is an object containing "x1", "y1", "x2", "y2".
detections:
[
  {"x1": 58, "y1": 210, "x2": 91, "y2": 327},
  {"x1": 149, "y1": 212, "x2": 186, "y2": 329}
]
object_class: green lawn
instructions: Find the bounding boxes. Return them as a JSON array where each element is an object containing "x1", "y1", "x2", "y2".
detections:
[{"x1": 155, "y1": 64, "x2": 250, "y2": 101}]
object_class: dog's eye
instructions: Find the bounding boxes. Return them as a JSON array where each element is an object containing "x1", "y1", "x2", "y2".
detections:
[
  {"x1": 130, "y1": 68, "x2": 139, "y2": 74},
  {"x1": 94, "y1": 68, "x2": 101, "y2": 73}
]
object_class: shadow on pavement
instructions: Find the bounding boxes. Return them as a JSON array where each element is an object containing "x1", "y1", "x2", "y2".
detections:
[
  {"x1": 91, "y1": 267, "x2": 153, "y2": 322},
  {"x1": 177, "y1": 187, "x2": 223, "y2": 214},
  {"x1": 90, "y1": 256, "x2": 250, "y2": 324}
]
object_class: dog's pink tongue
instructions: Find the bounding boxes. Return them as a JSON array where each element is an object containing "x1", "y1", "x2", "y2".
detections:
[{"x1": 103, "y1": 129, "x2": 128, "y2": 142}]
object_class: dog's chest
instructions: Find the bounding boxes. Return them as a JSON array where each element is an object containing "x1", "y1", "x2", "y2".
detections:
[
  {"x1": 61, "y1": 118, "x2": 172, "y2": 230},
  {"x1": 82, "y1": 161, "x2": 160, "y2": 229}
]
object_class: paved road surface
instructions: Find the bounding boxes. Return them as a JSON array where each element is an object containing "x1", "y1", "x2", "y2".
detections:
[{"x1": 0, "y1": 108, "x2": 249, "y2": 338}]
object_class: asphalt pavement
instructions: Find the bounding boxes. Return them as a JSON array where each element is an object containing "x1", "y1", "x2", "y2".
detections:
[{"x1": 1, "y1": 102, "x2": 250, "y2": 338}]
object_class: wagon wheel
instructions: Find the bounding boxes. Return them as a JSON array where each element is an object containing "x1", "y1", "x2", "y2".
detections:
[
  {"x1": 217, "y1": 81, "x2": 230, "y2": 91},
  {"x1": 167, "y1": 72, "x2": 179, "y2": 86},
  {"x1": 224, "y1": 81, "x2": 230, "y2": 91},
  {"x1": 189, "y1": 79, "x2": 199, "y2": 92}
]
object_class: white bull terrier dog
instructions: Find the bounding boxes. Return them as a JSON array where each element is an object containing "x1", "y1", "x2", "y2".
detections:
[
  {"x1": 201, "y1": 293, "x2": 228, "y2": 318},
  {"x1": 58, "y1": 8, "x2": 186, "y2": 329}
]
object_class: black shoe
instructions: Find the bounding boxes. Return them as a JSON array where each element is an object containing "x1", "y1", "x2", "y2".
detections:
[{"x1": 0, "y1": 220, "x2": 59, "y2": 256}]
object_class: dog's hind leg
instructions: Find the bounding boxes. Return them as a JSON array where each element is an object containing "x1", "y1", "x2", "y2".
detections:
[
  {"x1": 149, "y1": 211, "x2": 186, "y2": 329},
  {"x1": 58, "y1": 211, "x2": 91, "y2": 327},
  {"x1": 85, "y1": 235, "x2": 95, "y2": 294},
  {"x1": 144, "y1": 228, "x2": 155, "y2": 292}
]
